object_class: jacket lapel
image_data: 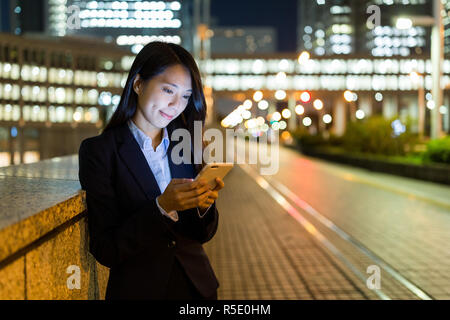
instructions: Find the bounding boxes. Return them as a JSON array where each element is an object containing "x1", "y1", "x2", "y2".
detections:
[
  {"x1": 115, "y1": 123, "x2": 162, "y2": 201},
  {"x1": 114, "y1": 122, "x2": 196, "y2": 202},
  {"x1": 166, "y1": 125, "x2": 196, "y2": 180}
]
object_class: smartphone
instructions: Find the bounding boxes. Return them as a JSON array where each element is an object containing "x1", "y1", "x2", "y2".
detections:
[{"x1": 194, "y1": 163, "x2": 234, "y2": 189}]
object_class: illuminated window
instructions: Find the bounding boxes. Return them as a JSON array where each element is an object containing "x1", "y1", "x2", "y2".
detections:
[
  {"x1": 23, "y1": 105, "x2": 32, "y2": 121},
  {"x1": 10, "y1": 84, "x2": 20, "y2": 100},
  {"x1": 88, "y1": 107, "x2": 99, "y2": 123},
  {"x1": 55, "y1": 87, "x2": 66, "y2": 103},
  {"x1": 2, "y1": 104, "x2": 13, "y2": 121},
  {"x1": 73, "y1": 107, "x2": 84, "y2": 122},
  {"x1": 38, "y1": 105, "x2": 47, "y2": 122},
  {"x1": 21, "y1": 65, "x2": 31, "y2": 81},
  {"x1": 65, "y1": 107, "x2": 74, "y2": 122},
  {"x1": 88, "y1": 89, "x2": 99, "y2": 104},
  {"x1": 22, "y1": 86, "x2": 31, "y2": 101},
  {"x1": 97, "y1": 72, "x2": 109, "y2": 87},
  {"x1": 75, "y1": 88, "x2": 84, "y2": 104},
  {"x1": 12, "y1": 105, "x2": 20, "y2": 121},
  {"x1": 99, "y1": 91, "x2": 112, "y2": 106},
  {"x1": 31, "y1": 105, "x2": 43, "y2": 122},
  {"x1": 49, "y1": 68, "x2": 56, "y2": 83},
  {"x1": 10, "y1": 64, "x2": 20, "y2": 79},
  {"x1": 66, "y1": 88, "x2": 74, "y2": 104},
  {"x1": 56, "y1": 106, "x2": 66, "y2": 122}
]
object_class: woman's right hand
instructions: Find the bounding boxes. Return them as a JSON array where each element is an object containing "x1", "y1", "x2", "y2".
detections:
[{"x1": 157, "y1": 178, "x2": 212, "y2": 212}]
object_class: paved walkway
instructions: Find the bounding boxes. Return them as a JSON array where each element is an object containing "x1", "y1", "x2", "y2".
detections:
[
  {"x1": 203, "y1": 165, "x2": 379, "y2": 300},
  {"x1": 201, "y1": 135, "x2": 450, "y2": 300}
]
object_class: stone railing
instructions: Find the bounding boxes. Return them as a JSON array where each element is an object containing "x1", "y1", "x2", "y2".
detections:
[{"x1": 0, "y1": 155, "x2": 109, "y2": 299}]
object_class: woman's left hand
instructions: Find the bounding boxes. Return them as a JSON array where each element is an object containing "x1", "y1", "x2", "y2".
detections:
[{"x1": 198, "y1": 177, "x2": 225, "y2": 211}]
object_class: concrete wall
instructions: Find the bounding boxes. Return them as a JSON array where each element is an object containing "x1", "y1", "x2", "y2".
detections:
[
  {"x1": 0, "y1": 156, "x2": 109, "y2": 299},
  {"x1": 0, "y1": 215, "x2": 109, "y2": 300}
]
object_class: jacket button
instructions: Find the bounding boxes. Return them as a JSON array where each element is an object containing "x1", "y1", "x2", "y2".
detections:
[{"x1": 168, "y1": 240, "x2": 176, "y2": 248}]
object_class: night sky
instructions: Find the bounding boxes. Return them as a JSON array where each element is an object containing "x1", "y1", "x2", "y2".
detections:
[{"x1": 210, "y1": 0, "x2": 298, "y2": 53}]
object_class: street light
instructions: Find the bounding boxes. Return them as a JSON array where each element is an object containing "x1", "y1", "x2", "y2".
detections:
[
  {"x1": 253, "y1": 90, "x2": 263, "y2": 102},
  {"x1": 282, "y1": 108, "x2": 292, "y2": 119},
  {"x1": 394, "y1": 0, "x2": 444, "y2": 139},
  {"x1": 243, "y1": 99, "x2": 252, "y2": 109},
  {"x1": 272, "y1": 112, "x2": 282, "y2": 122},
  {"x1": 275, "y1": 90, "x2": 286, "y2": 100},
  {"x1": 298, "y1": 51, "x2": 310, "y2": 65},
  {"x1": 344, "y1": 90, "x2": 355, "y2": 102},
  {"x1": 395, "y1": 16, "x2": 435, "y2": 29},
  {"x1": 375, "y1": 92, "x2": 383, "y2": 102},
  {"x1": 395, "y1": 17, "x2": 413, "y2": 29},
  {"x1": 409, "y1": 71, "x2": 426, "y2": 139},
  {"x1": 276, "y1": 71, "x2": 287, "y2": 81},
  {"x1": 313, "y1": 99, "x2": 323, "y2": 110},
  {"x1": 356, "y1": 110, "x2": 365, "y2": 120},
  {"x1": 303, "y1": 117, "x2": 312, "y2": 127},
  {"x1": 295, "y1": 104, "x2": 305, "y2": 115},
  {"x1": 323, "y1": 114, "x2": 332, "y2": 124},
  {"x1": 313, "y1": 99, "x2": 325, "y2": 133},
  {"x1": 300, "y1": 91, "x2": 311, "y2": 103},
  {"x1": 257, "y1": 100, "x2": 269, "y2": 110},
  {"x1": 344, "y1": 90, "x2": 357, "y2": 121}
]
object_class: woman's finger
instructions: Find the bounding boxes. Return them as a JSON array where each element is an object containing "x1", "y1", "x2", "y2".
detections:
[
  {"x1": 199, "y1": 197, "x2": 215, "y2": 208},
  {"x1": 212, "y1": 178, "x2": 225, "y2": 191},
  {"x1": 180, "y1": 183, "x2": 210, "y2": 200},
  {"x1": 207, "y1": 190, "x2": 218, "y2": 200},
  {"x1": 172, "y1": 180, "x2": 197, "y2": 192},
  {"x1": 182, "y1": 190, "x2": 211, "y2": 208}
]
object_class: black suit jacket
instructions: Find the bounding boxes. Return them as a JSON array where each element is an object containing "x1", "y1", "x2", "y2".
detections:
[{"x1": 78, "y1": 122, "x2": 219, "y2": 300}]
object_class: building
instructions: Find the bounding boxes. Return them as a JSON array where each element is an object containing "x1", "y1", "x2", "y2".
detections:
[
  {"x1": 203, "y1": 54, "x2": 450, "y2": 136},
  {"x1": 366, "y1": 0, "x2": 432, "y2": 57},
  {"x1": 0, "y1": 33, "x2": 131, "y2": 166},
  {"x1": 210, "y1": 27, "x2": 276, "y2": 55},
  {"x1": 45, "y1": 0, "x2": 191, "y2": 53},
  {"x1": 2, "y1": 0, "x2": 194, "y2": 53},
  {"x1": 1, "y1": 0, "x2": 47, "y2": 35},
  {"x1": 444, "y1": 0, "x2": 450, "y2": 55},
  {"x1": 0, "y1": 0, "x2": 12, "y2": 33},
  {"x1": 297, "y1": 0, "x2": 433, "y2": 57}
]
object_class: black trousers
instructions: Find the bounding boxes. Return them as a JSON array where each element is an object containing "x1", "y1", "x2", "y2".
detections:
[{"x1": 164, "y1": 258, "x2": 218, "y2": 300}]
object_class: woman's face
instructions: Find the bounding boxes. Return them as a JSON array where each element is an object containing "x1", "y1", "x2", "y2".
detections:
[{"x1": 133, "y1": 64, "x2": 193, "y2": 129}]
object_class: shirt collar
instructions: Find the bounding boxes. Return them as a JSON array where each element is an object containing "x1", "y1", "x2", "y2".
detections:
[{"x1": 127, "y1": 119, "x2": 170, "y2": 153}]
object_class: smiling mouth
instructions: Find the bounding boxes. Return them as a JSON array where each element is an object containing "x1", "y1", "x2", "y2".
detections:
[{"x1": 160, "y1": 111, "x2": 174, "y2": 120}]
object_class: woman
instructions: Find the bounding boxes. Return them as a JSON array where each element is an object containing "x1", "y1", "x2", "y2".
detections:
[{"x1": 78, "y1": 41, "x2": 224, "y2": 300}]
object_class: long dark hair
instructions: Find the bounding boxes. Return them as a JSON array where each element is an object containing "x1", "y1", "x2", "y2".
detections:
[{"x1": 103, "y1": 41, "x2": 207, "y2": 173}]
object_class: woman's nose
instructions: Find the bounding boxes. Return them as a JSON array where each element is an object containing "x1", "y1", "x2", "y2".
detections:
[{"x1": 168, "y1": 95, "x2": 181, "y2": 108}]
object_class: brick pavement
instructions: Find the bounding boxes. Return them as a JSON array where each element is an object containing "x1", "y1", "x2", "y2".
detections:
[
  {"x1": 203, "y1": 165, "x2": 377, "y2": 300},
  {"x1": 201, "y1": 135, "x2": 449, "y2": 300}
]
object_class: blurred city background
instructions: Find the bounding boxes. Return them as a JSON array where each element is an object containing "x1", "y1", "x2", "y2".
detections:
[
  {"x1": 0, "y1": 0, "x2": 449, "y2": 165},
  {"x1": 0, "y1": 0, "x2": 449, "y2": 300}
]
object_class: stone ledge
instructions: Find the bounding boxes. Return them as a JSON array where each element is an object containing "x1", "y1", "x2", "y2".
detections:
[
  {"x1": 0, "y1": 155, "x2": 85, "y2": 261},
  {"x1": 0, "y1": 155, "x2": 109, "y2": 299},
  {"x1": 0, "y1": 191, "x2": 86, "y2": 262}
]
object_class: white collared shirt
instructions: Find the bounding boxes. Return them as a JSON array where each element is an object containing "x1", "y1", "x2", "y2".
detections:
[{"x1": 127, "y1": 119, "x2": 211, "y2": 222}]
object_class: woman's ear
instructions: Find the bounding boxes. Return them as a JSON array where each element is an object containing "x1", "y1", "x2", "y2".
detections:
[{"x1": 133, "y1": 74, "x2": 142, "y2": 95}]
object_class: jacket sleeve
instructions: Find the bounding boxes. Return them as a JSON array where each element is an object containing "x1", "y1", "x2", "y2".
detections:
[
  {"x1": 78, "y1": 139, "x2": 171, "y2": 268},
  {"x1": 174, "y1": 202, "x2": 219, "y2": 245}
]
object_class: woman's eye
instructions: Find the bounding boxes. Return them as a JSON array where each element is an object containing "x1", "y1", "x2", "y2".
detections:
[
  {"x1": 183, "y1": 95, "x2": 191, "y2": 100},
  {"x1": 163, "y1": 88, "x2": 173, "y2": 94}
]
